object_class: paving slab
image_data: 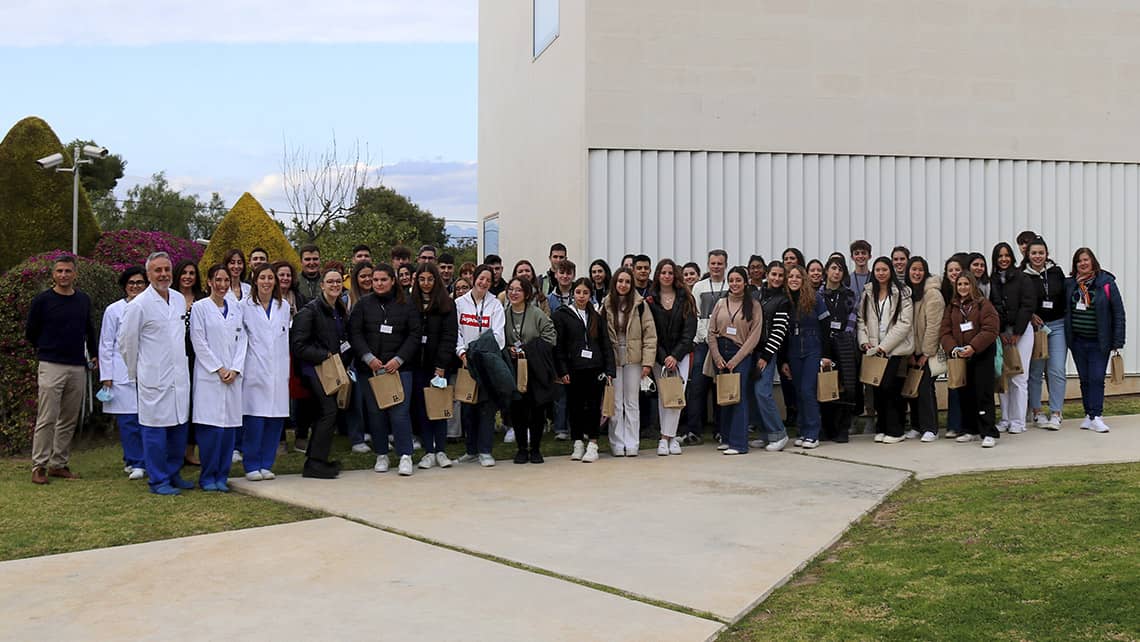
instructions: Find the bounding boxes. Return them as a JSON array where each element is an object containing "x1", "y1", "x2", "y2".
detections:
[
  {"x1": 231, "y1": 447, "x2": 909, "y2": 621},
  {"x1": 0, "y1": 517, "x2": 721, "y2": 642},
  {"x1": 801, "y1": 416, "x2": 1140, "y2": 479}
]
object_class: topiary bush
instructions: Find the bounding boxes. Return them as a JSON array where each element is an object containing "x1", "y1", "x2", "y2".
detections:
[
  {"x1": 0, "y1": 117, "x2": 101, "y2": 273},
  {"x1": 0, "y1": 250, "x2": 121, "y2": 455},
  {"x1": 91, "y1": 229, "x2": 203, "y2": 272},
  {"x1": 200, "y1": 192, "x2": 300, "y2": 274}
]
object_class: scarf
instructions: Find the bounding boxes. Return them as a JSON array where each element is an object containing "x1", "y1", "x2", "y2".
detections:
[{"x1": 1076, "y1": 273, "x2": 1096, "y2": 306}]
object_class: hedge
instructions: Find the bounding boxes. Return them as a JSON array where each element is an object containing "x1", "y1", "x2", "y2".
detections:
[
  {"x1": 0, "y1": 117, "x2": 101, "y2": 273},
  {"x1": 200, "y1": 192, "x2": 300, "y2": 275},
  {"x1": 91, "y1": 229, "x2": 203, "y2": 272},
  {"x1": 0, "y1": 251, "x2": 121, "y2": 454}
]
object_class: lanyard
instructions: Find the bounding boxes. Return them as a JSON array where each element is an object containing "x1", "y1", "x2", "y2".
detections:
[
  {"x1": 509, "y1": 305, "x2": 528, "y2": 339},
  {"x1": 472, "y1": 295, "x2": 486, "y2": 331},
  {"x1": 959, "y1": 302, "x2": 974, "y2": 320},
  {"x1": 727, "y1": 298, "x2": 743, "y2": 326}
]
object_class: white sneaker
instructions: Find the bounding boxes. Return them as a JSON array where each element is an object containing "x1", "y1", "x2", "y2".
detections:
[
  {"x1": 232, "y1": 450, "x2": 243, "y2": 464},
  {"x1": 626, "y1": 449, "x2": 639, "y2": 457},
  {"x1": 723, "y1": 448, "x2": 742, "y2": 455},
  {"x1": 503, "y1": 428, "x2": 516, "y2": 444},
  {"x1": 363, "y1": 433, "x2": 372, "y2": 443},
  {"x1": 981, "y1": 436, "x2": 997, "y2": 448},
  {"x1": 374, "y1": 456, "x2": 389, "y2": 472},
  {"x1": 351, "y1": 443, "x2": 371, "y2": 454},
  {"x1": 765, "y1": 436, "x2": 789, "y2": 452},
  {"x1": 748, "y1": 438, "x2": 767, "y2": 449},
  {"x1": 1080, "y1": 416, "x2": 1093, "y2": 430},
  {"x1": 996, "y1": 421, "x2": 1010, "y2": 433},
  {"x1": 570, "y1": 440, "x2": 585, "y2": 460},
  {"x1": 456, "y1": 453, "x2": 478, "y2": 464},
  {"x1": 412, "y1": 437, "x2": 422, "y2": 451},
  {"x1": 793, "y1": 438, "x2": 805, "y2": 447},
  {"x1": 956, "y1": 434, "x2": 979, "y2": 443},
  {"x1": 128, "y1": 467, "x2": 145, "y2": 480},
  {"x1": 669, "y1": 439, "x2": 683, "y2": 455},
  {"x1": 419, "y1": 454, "x2": 435, "y2": 469},
  {"x1": 1090, "y1": 417, "x2": 1111, "y2": 433},
  {"x1": 716, "y1": 443, "x2": 730, "y2": 451},
  {"x1": 657, "y1": 439, "x2": 669, "y2": 456},
  {"x1": 582, "y1": 442, "x2": 599, "y2": 463},
  {"x1": 801, "y1": 439, "x2": 820, "y2": 449},
  {"x1": 398, "y1": 455, "x2": 414, "y2": 475},
  {"x1": 1046, "y1": 414, "x2": 1062, "y2": 430},
  {"x1": 245, "y1": 470, "x2": 263, "y2": 481},
  {"x1": 259, "y1": 469, "x2": 276, "y2": 480},
  {"x1": 554, "y1": 432, "x2": 570, "y2": 441},
  {"x1": 920, "y1": 431, "x2": 937, "y2": 443},
  {"x1": 479, "y1": 454, "x2": 496, "y2": 467},
  {"x1": 944, "y1": 430, "x2": 959, "y2": 439},
  {"x1": 612, "y1": 446, "x2": 626, "y2": 457},
  {"x1": 904, "y1": 429, "x2": 921, "y2": 440},
  {"x1": 882, "y1": 435, "x2": 905, "y2": 444},
  {"x1": 123, "y1": 465, "x2": 133, "y2": 474},
  {"x1": 436, "y1": 452, "x2": 453, "y2": 468},
  {"x1": 1034, "y1": 413, "x2": 1049, "y2": 427},
  {"x1": 873, "y1": 434, "x2": 885, "y2": 443},
  {"x1": 1008, "y1": 424, "x2": 1026, "y2": 434}
]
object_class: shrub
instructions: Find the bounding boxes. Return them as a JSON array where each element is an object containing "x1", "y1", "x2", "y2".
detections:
[
  {"x1": 91, "y1": 229, "x2": 203, "y2": 272},
  {"x1": 0, "y1": 117, "x2": 101, "y2": 273},
  {"x1": 199, "y1": 192, "x2": 300, "y2": 275},
  {"x1": 0, "y1": 251, "x2": 121, "y2": 455}
]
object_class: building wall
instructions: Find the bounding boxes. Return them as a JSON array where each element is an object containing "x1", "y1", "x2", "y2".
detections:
[
  {"x1": 478, "y1": 0, "x2": 588, "y2": 265},
  {"x1": 585, "y1": 0, "x2": 1140, "y2": 163}
]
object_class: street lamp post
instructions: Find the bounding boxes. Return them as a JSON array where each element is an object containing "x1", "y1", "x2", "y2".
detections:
[{"x1": 36, "y1": 143, "x2": 109, "y2": 255}]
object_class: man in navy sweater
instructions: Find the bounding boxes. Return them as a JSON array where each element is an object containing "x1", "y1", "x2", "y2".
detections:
[{"x1": 25, "y1": 255, "x2": 97, "y2": 484}]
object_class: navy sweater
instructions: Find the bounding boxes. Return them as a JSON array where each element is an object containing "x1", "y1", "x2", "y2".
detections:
[{"x1": 25, "y1": 289, "x2": 96, "y2": 366}]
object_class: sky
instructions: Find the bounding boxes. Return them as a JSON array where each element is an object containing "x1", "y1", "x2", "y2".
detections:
[{"x1": 0, "y1": 1, "x2": 479, "y2": 237}]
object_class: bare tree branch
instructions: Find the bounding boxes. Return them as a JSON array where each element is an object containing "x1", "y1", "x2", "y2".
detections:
[{"x1": 282, "y1": 133, "x2": 377, "y2": 243}]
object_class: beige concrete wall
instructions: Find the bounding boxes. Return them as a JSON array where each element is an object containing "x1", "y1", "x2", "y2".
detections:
[
  {"x1": 478, "y1": 1, "x2": 589, "y2": 264},
  {"x1": 585, "y1": 0, "x2": 1140, "y2": 163}
]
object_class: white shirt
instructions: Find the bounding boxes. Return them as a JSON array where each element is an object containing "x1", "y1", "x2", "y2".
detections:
[
  {"x1": 455, "y1": 291, "x2": 506, "y2": 356},
  {"x1": 190, "y1": 297, "x2": 247, "y2": 428},
  {"x1": 97, "y1": 299, "x2": 137, "y2": 415},
  {"x1": 241, "y1": 296, "x2": 291, "y2": 418},
  {"x1": 118, "y1": 285, "x2": 191, "y2": 428}
]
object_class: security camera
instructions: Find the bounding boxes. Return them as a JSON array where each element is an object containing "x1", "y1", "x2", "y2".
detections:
[
  {"x1": 36, "y1": 153, "x2": 64, "y2": 169},
  {"x1": 82, "y1": 144, "x2": 109, "y2": 159}
]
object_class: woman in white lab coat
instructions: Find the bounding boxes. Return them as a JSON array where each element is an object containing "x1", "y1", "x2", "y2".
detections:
[
  {"x1": 241, "y1": 264, "x2": 291, "y2": 480},
  {"x1": 191, "y1": 265, "x2": 248, "y2": 491},
  {"x1": 99, "y1": 267, "x2": 148, "y2": 480}
]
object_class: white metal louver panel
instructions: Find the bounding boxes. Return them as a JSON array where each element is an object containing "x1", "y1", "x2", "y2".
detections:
[{"x1": 587, "y1": 149, "x2": 1138, "y2": 372}]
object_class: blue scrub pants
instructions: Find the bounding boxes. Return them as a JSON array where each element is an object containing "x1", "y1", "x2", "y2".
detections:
[
  {"x1": 242, "y1": 416, "x2": 283, "y2": 473},
  {"x1": 116, "y1": 413, "x2": 144, "y2": 469},
  {"x1": 196, "y1": 424, "x2": 236, "y2": 488},
  {"x1": 141, "y1": 423, "x2": 189, "y2": 491}
]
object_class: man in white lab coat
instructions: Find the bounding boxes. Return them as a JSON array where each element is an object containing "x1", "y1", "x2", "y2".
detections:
[{"x1": 118, "y1": 252, "x2": 193, "y2": 495}]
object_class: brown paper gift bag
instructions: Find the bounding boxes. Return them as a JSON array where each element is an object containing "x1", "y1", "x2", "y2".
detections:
[
  {"x1": 516, "y1": 357, "x2": 528, "y2": 394},
  {"x1": 859, "y1": 354, "x2": 890, "y2": 387},
  {"x1": 335, "y1": 382, "x2": 351, "y2": 409},
  {"x1": 901, "y1": 367, "x2": 923, "y2": 398},
  {"x1": 423, "y1": 386, "x2": 455, "y2": 420},
  {"x1": 658, "y1": 371, "x2": 686, "y2": 409},
  {"x1": 995, "y1": 373, "x2": 1008, "y2": 394},
  {"x1": 817, "y1": 366, "x2": 839, "y2": 403},
  {"x1": 602, "y1": 380, "x2": 616, "y2": 417},
  {"x1": 947, "y1": 358, "x2": 968, "y2": 389},
  {"x1": 1110, "y1": 351, "x2": 1125, "y2": 385},
  {"x1": 454, "y1": 368, "x2": 478, "y2": 404},
  {"x1": 316, "y1": 355, "x2": 350, "y2": 395},
  {"x1": 1002, "y1": 340, "x2": 1024, "y2": 377},
  {"x1": 1032, "y1": 330, "x2": 1049, "y2": 361},
  {"x1": 368, "y1": 372, "x2": 405, "y2": 410},
  {"x1": 716, "y1": 371, "x2": 742, "y2": 406}
]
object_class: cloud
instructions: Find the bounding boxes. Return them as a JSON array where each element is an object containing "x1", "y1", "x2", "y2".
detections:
[{"x1": 0, "y1": 1, "x2": 476, "y2": 46}]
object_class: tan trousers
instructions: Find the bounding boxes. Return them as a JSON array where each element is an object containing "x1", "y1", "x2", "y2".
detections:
[{"x1": 32, "y1": 362, "x2": 86, "y2": 470}]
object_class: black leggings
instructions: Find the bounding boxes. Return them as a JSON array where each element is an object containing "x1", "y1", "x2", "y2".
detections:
[
  {"x1": 510, "y1": 395, "x2": 549, "y2": 452},
  {"x1": 873, "y1": 356, "x2": 907, "y2": 438},
  {"x1": 959, "y1": 347, "x2": 998, "y2": 438},
  {"x1": 566, "y1": 369, "x2": 603, "y2": 441},
  {"x1": 303, "y1": 374, "x2": 339, "y2": 462}
]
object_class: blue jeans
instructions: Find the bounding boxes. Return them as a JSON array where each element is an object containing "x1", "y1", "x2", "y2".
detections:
[
  {"x1": 1027, "y1": 319, "x2": 1067, "y2": 414},
  {"x1": 686, "y1": 342, "x2": 711, "y2": 436},
  {"x1": 342, "y1": 364, "x2": 370, "y2": 446},
  {"x1": 413, "y1": 369, "x2": 448, "y2": 454},
  {"x1": 463, "y1": 400, "x2": 497, "y2": 455},
  {"x1": 751, "y1": 359, "x2": 787, "y2": 442},
  {"x1": 1071, "y1": 335, "x2": 1109, "y2": 418},
  {"x1": 787, "y1": 347, "x2": 822, "y2": 441},
  {"x1": 946, "y1": 388, "x2": 961, "y2": 431},
  {"x1": 365, "y1": 371, "x2": 415, "y2": 457},
  {"x1": 115, "y1": 413, "x2": 144, "y2": 469},
  {"x1": 716, "y1": 339, "x2": 753, "y2": 451}
]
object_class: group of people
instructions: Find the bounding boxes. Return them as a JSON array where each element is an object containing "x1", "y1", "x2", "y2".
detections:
[{"x1": 24, "y1": 231, "x2": 1125, "y2": 492}]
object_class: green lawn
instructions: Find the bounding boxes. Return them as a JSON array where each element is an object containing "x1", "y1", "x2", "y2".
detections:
[{"x1": 721, "y1": 463, "x2": 1140, "y2": 641}]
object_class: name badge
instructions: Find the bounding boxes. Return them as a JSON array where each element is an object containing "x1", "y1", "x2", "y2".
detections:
[
  {"x1": 960, "y1": 321, "x2": 974, "y2": 332},
  {"x1": 421, "y1": 335, "x2": 428, "y2": 344},
  {"x1": 1042, "y1": 301, "x2": 1054, "y2": 310},
  {"x1": 580, "y1": 349, "x2": 593, "y2": 359},
  {"x1": 380, "y1": 324, "x2": 394, "y2": 334},
  {"x1": 726, "y1": 326, "x2": 738, "y2": 336},
  {"x1": 818, "y1": 311, "x2": 830, "y2": 320},
  {"x1": 830, "y1": 321, "x2": 842, "y2": 330},
  {"x1": 339, "y1": 340, "x2": 351, "y2": 353},
  {"x1": 1076, "y1": 302, "x2": 1088, "y2": 311}
]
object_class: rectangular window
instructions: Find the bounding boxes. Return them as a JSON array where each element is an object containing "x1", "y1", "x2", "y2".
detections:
[
  {"x1": 533, "y1": 0, "x2": 558, "y2": 58},
  {"x1": 483, "y1": 215, "x2": 500, "y2": 257}
]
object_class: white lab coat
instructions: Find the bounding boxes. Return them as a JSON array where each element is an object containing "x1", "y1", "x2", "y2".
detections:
[
  {"x1": 190, "y1": 297, "x2": 247, "y2": 428},
  {"x1": 97, "y1": 298, "x2": 137, "y2": 415},
  {"x1": 224, "y1": 282, "x2": 252, "y2": 304},
  {"x1": 241, "y1": 296, "x2": 290, "y2": 418},
  {"x1": 118, "y1": 285, "x2": 191, "y2": 428}
]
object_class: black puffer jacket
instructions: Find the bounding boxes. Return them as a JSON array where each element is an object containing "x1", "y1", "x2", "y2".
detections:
[
  {"x1": 1023, "y1": 263, "x2": 1067, "y2": 323},
  {"x1": 347, "y1": 291, "x2": 422, "y2": 372},
  {"x1": 989, "y1": 268, "x2": 1037, "y2": 334},
  {"x1": 646, "y1": 292, "x2": 697, "y2": 366},
  {"x1": 416, "y1": 300, "x2": 459, "y2": 373},
  {"x1": 291, "y1": 295, "x2": 351, "y2": 368},
  {"x1": 552, "y1": 304, "x2": 616, "y2": 377}
]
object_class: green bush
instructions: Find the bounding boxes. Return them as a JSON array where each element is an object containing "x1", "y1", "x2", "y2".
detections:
[
  {"x1": 0, "y1": 251, "x2": 120, "y2": 454},
  {"x1": 0, "y1": 117, "x2": 101, "y2": 273},
  {"x1": 200, "y1": 192, "x2": 300, "y2": 275}
]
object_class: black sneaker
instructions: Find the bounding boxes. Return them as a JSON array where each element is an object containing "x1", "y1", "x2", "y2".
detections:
[
  {"x1": 684, "y1": 432, "x2": 704, "y2": 446},
  {"x1": 513, "y1": 449, "x2": 529, "y2": 464},
  {"x1": 302, "y1": 459, "x2": 339, "y2": 479},
  {"x1": 530, "y1": 450, "x2": 544, "y2": 464}
]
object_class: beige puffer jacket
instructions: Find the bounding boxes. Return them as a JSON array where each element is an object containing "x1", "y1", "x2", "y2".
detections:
[
  {"x1": 602, "y1": 292, "x2": 658, "y2": 367},
  {"x1": 856, "y1": 282, "x2": 915, "y2": 356},
  {"x1": 911, "y1": 275, "x2": 945, "y2": 358}
]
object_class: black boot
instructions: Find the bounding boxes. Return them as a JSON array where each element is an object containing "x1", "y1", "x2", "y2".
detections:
[
  {"x1": 514, "y1": 448, "x2": 529, "y2": 464},
  {"x1": 302, "y1": 458, "x2": 339, "y2": 479}
]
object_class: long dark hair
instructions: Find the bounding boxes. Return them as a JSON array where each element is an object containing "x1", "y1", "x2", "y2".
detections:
[
  {"x1": 941, "y1": 252, "x2": 971, "y2": 304},
  {"x1": 781, "y1": 247, "x2": 805, "y2": 267},
  {"x1": 372, "y1": 262, "x2": 406, "y2": 304},
  {"x1": 968, "y1": 252, "x2": 989, "y2": 285},
  {"x1": 412, "y1": 262, "x2": 453, "y2": 314},
  {"x1": 222, "y1": 248, "x2": 247, "y2": 281},
  {"x1": 173, "y1": 259, "x2": 204, "y2": 300},
  {"x1": 249, "y1": 264, "x2": 282, "y2": 305},
  {"x1": 569, "y1": 277, "x2": 600, "y2": 337},
  {"x1": 862, "y1": 257, "x2": 904, "y2": 327},
  {"x1": 650, "y1": 258, "x2": 695, "y2": 318},
  {"x1": 906, "y1": 256, "x2": 930, "y2": 303},
  {"x1": 607, "y1": 267, "x2": 637, "y2": 320},
  {"x1": 726, "y1": 266, "x2": 755, "y2": 322},
  {"x1": 991, "y1": 242, "x2": 1017, "y2": 278},
  {"x1": 589, "y1": 259, "x2": 612, "y2": 295},
  {"x1": 349, "y1": 261, "x2": 374, "y2": 308}
]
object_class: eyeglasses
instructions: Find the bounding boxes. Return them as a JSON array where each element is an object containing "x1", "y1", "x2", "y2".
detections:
[
  {"x1": 507, "y1": 287, "x2": 524, "y2": 294},
  {"x1": 126, "y1": 280, "x2": 146, "y2": 286}
]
